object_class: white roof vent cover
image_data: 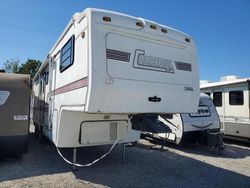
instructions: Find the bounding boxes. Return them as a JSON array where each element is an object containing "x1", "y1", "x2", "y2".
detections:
[{"x1": 220, "y1": 75, "x2": 239, "y2": 82}]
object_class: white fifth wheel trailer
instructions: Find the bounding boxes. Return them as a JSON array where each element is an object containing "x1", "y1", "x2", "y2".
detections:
[
  {"x1": 200, "y1": 76, "x2": 250, "y2": 141},
  {"x1": 32, "y1": 8, "x2": 199, "y2": 166}
]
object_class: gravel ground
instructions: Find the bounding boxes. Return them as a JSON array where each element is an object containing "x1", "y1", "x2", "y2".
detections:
[{"x1": 0, "y1": 134, "x2": 249, "y2": 188}]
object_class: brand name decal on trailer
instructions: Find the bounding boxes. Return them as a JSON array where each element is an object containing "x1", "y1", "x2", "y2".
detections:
[
  {"x1": 133, "y1": 49, "x2": 174, "y2": 73},
  {"x1": 184, "y1": 86, "x2": 194, "y2": 91},
  {"x1": 189, "y1": 106, "x2": 211, "y2": 117}
]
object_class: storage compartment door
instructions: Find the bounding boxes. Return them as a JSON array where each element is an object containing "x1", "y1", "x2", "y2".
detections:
[{"x1": 80, "y1": 120, "x2": 128, "y2": 145}]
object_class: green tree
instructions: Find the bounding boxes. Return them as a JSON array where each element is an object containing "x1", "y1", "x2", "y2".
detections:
[
  {"x1": 18, "y1": 59, "x2": 41, "y2": 78},
  {"x1": 2, "y1": 58, "x2": 41, "y2": 78},
  {"x1": 3, "y1": 59, "x2": 20, "y2": 73}
]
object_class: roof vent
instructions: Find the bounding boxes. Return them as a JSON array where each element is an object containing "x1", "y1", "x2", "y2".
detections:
[
  {"x1": 200, "y1": 80, "x2": 211, "y2": 84},
  {"x1": 220, "y1": 75, "x2": 239, "y2": 82}
]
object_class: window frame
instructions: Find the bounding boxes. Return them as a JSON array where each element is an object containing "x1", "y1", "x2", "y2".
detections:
[
  {"x1": 213, "y1": 91, "x2": 222, "y2": 107},
  {"x1": 229, "y1": 90, "x2": 244, "y2": 106},
  {"x1": 60, "y1": 35, "x2": 75, "y2": 73},
  {"x1": 43, "y1": 72, "x2": 49, "y2": 85}
]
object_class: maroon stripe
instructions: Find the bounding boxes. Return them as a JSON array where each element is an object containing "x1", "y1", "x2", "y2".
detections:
[{"x1": 49, "y1": 77, "x2": 88, "y2": 97}]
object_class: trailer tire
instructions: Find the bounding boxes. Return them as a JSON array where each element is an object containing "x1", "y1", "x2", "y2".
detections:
[
  {"x1": 38, "y1": 126, "x2": 45, "y2": 144},
  {"x1": 34, "y1": 124, "x2": 39, "y2": 139}
]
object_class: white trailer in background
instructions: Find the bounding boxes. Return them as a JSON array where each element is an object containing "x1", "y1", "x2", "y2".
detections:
[
  {"x1": 201, "y1": 76, "x2": 250, "y2": 141},
  {"x1": 142, "y1": 94, "x2": 224, "y2": 154},
  {"x1": 32, "y1": 8, "x2": 199, "y2": 166}
]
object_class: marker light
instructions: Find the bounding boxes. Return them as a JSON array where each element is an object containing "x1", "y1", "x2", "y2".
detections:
[
  {"x1": 136, "y1": 21, "x2": 144, "y2": 27},
  {"x1": 161, "y1": 28, "x2": 168, "y2": 33},
  {"x1": 150, "y1": 25, "x2": 157, "y2": 30},
  {"x1": 103, "y1": 16, "x2": 111, "y2": 22}
]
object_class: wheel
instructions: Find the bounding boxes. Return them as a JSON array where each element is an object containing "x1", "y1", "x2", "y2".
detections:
[
  {"x1": 34, "y1": 124, "x2": 39, "y2": 138},
  {"x1": 38, "y1": 125, "x2": 45, "y2": 144}
]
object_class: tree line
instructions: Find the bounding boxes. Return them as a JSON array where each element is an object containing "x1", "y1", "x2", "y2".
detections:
[{"x1": 2, "y1": 59, "x2": 41, "y2": 78}]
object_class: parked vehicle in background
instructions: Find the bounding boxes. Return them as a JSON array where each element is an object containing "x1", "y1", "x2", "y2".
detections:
[
  {"x1": 156, "y1": 94, "x2": 221, "y2": 143},
  {"x1": 142, "y1": 94, "x2": 224, "y2": 154},
  {"x1": 32, "y1": 8, "x2": 199, "y2": 166},
  {"x1": 0, "y1": 72, "x2": 30, "y2": 159},
  {"x1": 201, "y1": 76, "x2": 250, "y2": 142}
]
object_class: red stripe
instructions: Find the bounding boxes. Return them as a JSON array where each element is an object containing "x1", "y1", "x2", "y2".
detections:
[{"x1": 49, "y1": 77, "x2": 88, "y2": 97}]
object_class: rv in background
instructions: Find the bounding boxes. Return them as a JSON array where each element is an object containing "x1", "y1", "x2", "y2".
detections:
[
  {"x1": 156, "y1": 94, "x2": 221, "y2": 144},
  {"x1": 0, "y1": 72, "x2": 30, "y2": 159},
  {"x1": 143, "y1": 94, "x2": 223, "y2": 153},
  {"x1": 201, "y1": 76, "x2": 250, "y2": 141},
  {"x1": 32, "y1": 8, "x2": 199, "y2": 164}
]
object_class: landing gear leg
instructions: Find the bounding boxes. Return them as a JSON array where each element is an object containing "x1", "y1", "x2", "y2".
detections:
[
  {"x1": 122, "y1": 143, "x2": 126, "y2": 163},
  {"x1": 160, "y1": 139, "x2": 167, "y2": 151},
  {"x1": 72, "y1": 148, "x2": 77, "y2": 171},
  {"x1": 38, "y1": 125, "x2": 45, "y2": 144}
]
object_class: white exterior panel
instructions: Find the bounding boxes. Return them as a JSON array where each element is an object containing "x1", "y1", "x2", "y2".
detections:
[{"x1": 85, "y1": 9, "x2": 199, "y2": 113}]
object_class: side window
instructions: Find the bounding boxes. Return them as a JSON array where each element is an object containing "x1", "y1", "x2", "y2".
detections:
[
  {"x1": 213, "y1": 92, "x2": 222, "y2": 107},
  {"x1": 43, "y1": 72, "x2": 48, "y2": 85},
  {"x1": 60, "y1": 35, "x2": 75, "y2": 72},
  {"x1": 229, "y1": 91, "x2": 244, "y2": 105},
  {"x1": 39, "y1": 79, "x2": 43, "y2": 96}
]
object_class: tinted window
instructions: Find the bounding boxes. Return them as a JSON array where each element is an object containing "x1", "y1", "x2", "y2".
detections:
[
  {"x1": 205, "y1": 92, "x2": 211, "y2": 96},
  {"x1": 60, "y1": 35, "x2": 74, "y2": 72},
  {"x1": 213, "y1": 92, "x2": 222, "y2": 107},
  {"x1": 229, "y1": 91, "x2": 244, "y2": 105},
  {"x1": 44, "y1": 72, "x2": 48, "y2": 85}
]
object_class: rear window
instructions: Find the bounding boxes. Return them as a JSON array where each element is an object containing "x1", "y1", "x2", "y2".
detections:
[
  {"x1": 229, "y1": 91, "x2": 244, "y2": 105},
  {"x1": 213, "y1": 92, "x2": 222, "y2": 107}
]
